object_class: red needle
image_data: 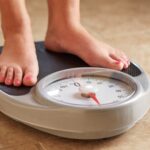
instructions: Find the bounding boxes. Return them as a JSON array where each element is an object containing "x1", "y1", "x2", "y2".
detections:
[{"x1": 88, "y1": 93, "x2": 100, "y2": 105}]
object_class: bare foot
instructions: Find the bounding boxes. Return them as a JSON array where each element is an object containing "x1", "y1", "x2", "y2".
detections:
[
  {"x1": 45, "y1": 24, "x2": 130, "y2": 70},
  {"x1": 0, "y1": 30, "x2": 39, "y2": 87}
]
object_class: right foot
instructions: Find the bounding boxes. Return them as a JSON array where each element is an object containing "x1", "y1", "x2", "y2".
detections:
[
  {"x1": 0, "y1": 30, "x2": 39, "y2": 87},
  {"x1": 45, "y1": 24, "x2": 130, "y2": 70}
]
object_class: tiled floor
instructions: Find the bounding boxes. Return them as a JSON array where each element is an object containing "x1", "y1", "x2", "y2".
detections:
[{"x1": 0, "y1": 0, "x2": 150, "y2": 149}]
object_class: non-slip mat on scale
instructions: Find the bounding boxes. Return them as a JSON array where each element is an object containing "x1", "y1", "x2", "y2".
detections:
[{"x1": 0, "y1": 41, "x2": 141, "y2": 96}]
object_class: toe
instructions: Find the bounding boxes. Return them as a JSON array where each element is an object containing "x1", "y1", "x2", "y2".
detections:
[
  {"x1": 120, "y1": 57, "x2": 129, "y2": 69},
  {"x1": 23, "y1": 69, "x2": 38, "y2": 86},
  {"x1": 119, "y1": 52, "x2": 130, "y2": 69},
  {"x1": 13, "y1": 67, "x2": 23, "y2": 87},
  {"x1": 95, "y1": 55, "x2": 124, "y2": 70},
  {"x1": 121, "y1": 54, "x2": 130, "y2": 68},
  {"x1": 5, "y1": 67, "x2": 14, "y2": 85},
  {"x1": 0, "y1": 66, "x2": 7, "y2": 83},
  {"x1": 106, "y1": 57, "x2": 124, "y2": 70},
  {"x1": 127, "y1": 59, "x2": 131, "y2": 66},
  {"x1": 109, "y1": 52, "x2": 129, "y2": 69}
]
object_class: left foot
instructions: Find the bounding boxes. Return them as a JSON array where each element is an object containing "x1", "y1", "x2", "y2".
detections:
[{"x1": 45, "y1": 24, "x2": 130, "y2": 70}]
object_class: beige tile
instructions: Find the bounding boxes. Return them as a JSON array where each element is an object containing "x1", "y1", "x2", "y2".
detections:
[
  {"x1": 81, "y1": 0, "x2": 150, "y2": 38},
  {"x1": 1, "y1": 143, "x2": 45, "y2": 150},
  {"x1": 0, "y1": 113, "x2": 45, "y2": 148},
  {"x1": 26, "y1": 0, "x2": 48, "y2": 41}
]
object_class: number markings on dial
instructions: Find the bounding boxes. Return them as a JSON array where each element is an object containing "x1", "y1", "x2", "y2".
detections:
[{"x1": 45, "y1": 76, "x2": 134, "y2": 106}]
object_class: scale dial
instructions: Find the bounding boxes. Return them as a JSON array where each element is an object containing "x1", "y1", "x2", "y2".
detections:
[{"x1": 35, "y1": 68, "x2": 137, "y2": 108}]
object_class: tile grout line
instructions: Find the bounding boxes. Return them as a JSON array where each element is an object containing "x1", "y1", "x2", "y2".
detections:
[{"x1": 38, "y1": 142, "x2": 48, "y2": 150}]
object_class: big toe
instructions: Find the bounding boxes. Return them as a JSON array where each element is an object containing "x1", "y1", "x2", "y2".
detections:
[
  {"x1": 109, "y1": 52, "x2": 130, "y2": 69},
  {"x1": 105, "y1": 57, "x2": 124, "y2": 70},
  {"x1": 23, "y1": 69, "x2": 38, "y2": 86}
]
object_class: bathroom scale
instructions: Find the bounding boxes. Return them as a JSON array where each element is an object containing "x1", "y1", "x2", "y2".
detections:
[{"x1": 0, "y1": 41, "x2": 150, "y2": 140}]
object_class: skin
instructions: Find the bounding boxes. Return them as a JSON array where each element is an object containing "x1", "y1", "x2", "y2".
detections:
[
  {"x1": 0, "y1": 0, "x2": 38, "y2": 86},
  {"x1": 0, "y1": 0, "x2": 130, "y2": 87}
]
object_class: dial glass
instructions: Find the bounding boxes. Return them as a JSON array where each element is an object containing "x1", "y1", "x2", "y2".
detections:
[{"x1": 43, "y1": 75, "x2": 135, "y2": 107}]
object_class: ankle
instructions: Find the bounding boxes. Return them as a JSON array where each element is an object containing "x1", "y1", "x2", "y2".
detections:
[
  {"x1": 2, "y1": 16, "x2": 31, "y2": 40},
  {"x1": 47, "y1": 21, "x2": 82, "y2": 37}
]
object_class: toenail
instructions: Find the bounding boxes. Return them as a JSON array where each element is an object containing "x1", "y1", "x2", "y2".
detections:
[
  {"x1": 25, "y1": 76, "x2": 32, "y2": 81},
  {"x1": 115, "y1": 61, "x2": 121, "y2": 65},
  {"x1": 15, "y1": 80, "x2": 20, "y2": 85},
  {"x1": 6, "y1": 79, "x2": 11, "y2": 84}
]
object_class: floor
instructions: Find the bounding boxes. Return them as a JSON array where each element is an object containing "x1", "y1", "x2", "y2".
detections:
[{"x1": 0, "y1": 0, "x2": 150, "y2": 149}]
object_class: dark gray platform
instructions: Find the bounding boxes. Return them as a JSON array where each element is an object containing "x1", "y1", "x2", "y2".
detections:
[{"x1": 0, "y1": 42, "x2": 141, "y2": 96}]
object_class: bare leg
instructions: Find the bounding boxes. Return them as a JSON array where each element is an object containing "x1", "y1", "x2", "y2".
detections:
[
  {"x1": 0, "y1": 0, "x2": 39, "y2": 86},
  {"x1": 45, "y1": 0, "x2": 130, "y2": 70}
]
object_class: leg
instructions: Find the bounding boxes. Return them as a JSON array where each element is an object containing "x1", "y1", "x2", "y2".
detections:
[
  {"x1": 45, "y1": 0, "x2": 130, "y2": 70},
  {"x1": 0, "y1": 0, "x2": 39, "y2": 86}
]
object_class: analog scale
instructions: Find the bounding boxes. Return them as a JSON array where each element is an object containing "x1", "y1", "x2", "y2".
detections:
[{"x1": 0, "y1": 42, "x2": 150, "y2": 139}]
